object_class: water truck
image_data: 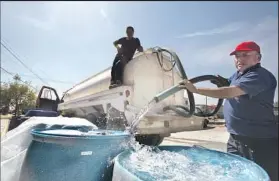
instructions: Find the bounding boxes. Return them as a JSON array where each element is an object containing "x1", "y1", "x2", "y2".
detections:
[{"x1": 35, "y1": 47, "x2": 225, "y2": 146}]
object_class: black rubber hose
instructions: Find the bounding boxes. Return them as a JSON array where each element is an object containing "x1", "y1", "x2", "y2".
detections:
[
  {"x1": 152, "y1": 47, "x2": 226, "y2": 118},
  {"x1": 154, "y1": 47, "x2": 196, "y2": 118},
  {"x1": 163, "y1": 75, "x2": 226, "y2": 117}
]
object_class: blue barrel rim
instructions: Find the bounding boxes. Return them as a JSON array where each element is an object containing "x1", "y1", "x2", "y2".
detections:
[
  {"x1": 31, "y1": 128, "x2": 131, "y2": 139},
  {"x1": 114, "y1": 145, "x2": 270, "y2": 180}
]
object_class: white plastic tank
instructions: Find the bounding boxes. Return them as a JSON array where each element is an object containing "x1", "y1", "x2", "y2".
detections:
[{"x1": 62, "y1": 48, "x2": 185, "y2": 110}]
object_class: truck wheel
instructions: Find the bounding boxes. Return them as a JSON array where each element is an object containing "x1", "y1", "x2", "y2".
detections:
[
  {"x1": 85, "y1": 114, "x2": 98, "y2": 126},
  {"x1": 135, "y1": 134, "x2": 164, "y2": 146}
]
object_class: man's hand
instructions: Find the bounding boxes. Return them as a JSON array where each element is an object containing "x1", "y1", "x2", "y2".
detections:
[
  {"x1": 138, "y1": 46, "x2": 144, "y2": 52},
  {"x1": 210, "y1": 75, "x2": 230, "y2": 87},
  {"x1": 179, "y1": 79, "x2": 198, "y2": 93},
  {"x1": 117, "y1": 47, "x2": 123, "y2": 54}
]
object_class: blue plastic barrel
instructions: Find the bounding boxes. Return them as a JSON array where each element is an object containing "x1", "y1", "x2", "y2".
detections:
[
  {"x1": 19, "y1": 126, "x2": 131, "y2": 181},
  {"x1": 112, "y1": 145, "x2": 270, "y2": 181}
]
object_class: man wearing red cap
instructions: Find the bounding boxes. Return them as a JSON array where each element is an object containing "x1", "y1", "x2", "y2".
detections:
[{"x1": 181, "y1": 41, "x2": 278, "y2": 181}]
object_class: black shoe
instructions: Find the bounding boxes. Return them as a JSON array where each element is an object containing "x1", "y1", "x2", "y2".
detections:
[
  {"x1": 109, "y1": 80, "x2": 122, "y2": 89},
  {"x1": 109, "y1": 80, "x2": 115, "y2": 89},
  {"x1": 116, "y1": 80, "x2": 122, "y2": 85},
  {"x1": 109, "y1": 85, "x2": 115, "y2": 89},
  {"x1": 109, "y1": 84, "x2": 115, "y2": 89}
]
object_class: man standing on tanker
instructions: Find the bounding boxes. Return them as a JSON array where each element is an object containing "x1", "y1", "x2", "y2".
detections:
[
  {"x1": 109, "y1": 26, "x2": 143, "y2": 89},
  {"x1": 180, "y1": 41, "x2": 278, "y2": 181}
]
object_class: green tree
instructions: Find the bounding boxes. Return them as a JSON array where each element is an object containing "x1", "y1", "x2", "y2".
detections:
[
  {"x1": 0, "y1": 83, "x2": 10, "y2": 106},
  {"x1": 0, "y1": 75, "x2": 36, "y2": 116},
  {"x1": 0, "y1": 83, "x2": 11, "y2": 114}
]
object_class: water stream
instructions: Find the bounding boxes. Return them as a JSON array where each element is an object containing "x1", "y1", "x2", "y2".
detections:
[{"x1": 128, "y1": 99, "x2": 157, "y2": 134}]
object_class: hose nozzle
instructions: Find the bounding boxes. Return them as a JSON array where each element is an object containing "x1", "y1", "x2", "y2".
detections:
[{"x1": 153, "y1": 81, "x2": 184, "y2": 103}]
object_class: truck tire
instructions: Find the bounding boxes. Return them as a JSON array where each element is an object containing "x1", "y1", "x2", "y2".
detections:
[
  {"x1": 135, "y1": 134, "x2": 164, "y2": 146},
  {"x1": 85, "y1": 114, "x2": 98, "y2": 126}
]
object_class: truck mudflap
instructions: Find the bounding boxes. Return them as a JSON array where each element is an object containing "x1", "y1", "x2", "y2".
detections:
[{"x1": 36, "y1": 86, "x2": 60, "y2": 112}]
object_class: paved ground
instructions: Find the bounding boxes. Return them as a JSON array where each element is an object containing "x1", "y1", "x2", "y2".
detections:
[{"x1": 161, "y1": 123, "x2": 229, "y2": 152}]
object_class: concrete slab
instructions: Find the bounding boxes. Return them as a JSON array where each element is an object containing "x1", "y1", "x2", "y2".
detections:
[{"x1": 161, "y1": 125, "x2": 229, "y2": 152}]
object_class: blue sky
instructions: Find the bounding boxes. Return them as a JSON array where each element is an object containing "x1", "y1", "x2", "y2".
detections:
[{"x1": 1, "y1": 1, "x2": 278, "y2": 105}]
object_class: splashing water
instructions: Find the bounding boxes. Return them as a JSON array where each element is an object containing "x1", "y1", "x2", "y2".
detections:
[
  {"x1": 129, "y1": 99, "x2": 157, "y2": 134},
  {"x1": 103, "y1": 96, "x2": 158, "y2": 135},
  {"x1": 120, "y1": 146, "x2": 268, "y2": 181},
  {"x1": 105, "y1": 106, "x2": 128, "y2": 132}
]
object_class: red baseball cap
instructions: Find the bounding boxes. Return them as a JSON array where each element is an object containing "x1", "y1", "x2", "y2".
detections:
[{"x1": 230, "y1": 41, "x2": 261, "y2": 56}]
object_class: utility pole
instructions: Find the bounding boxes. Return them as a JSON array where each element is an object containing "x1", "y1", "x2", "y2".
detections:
[{"x1": 205, "y1": 96, "x2": 208, "y2": 113}]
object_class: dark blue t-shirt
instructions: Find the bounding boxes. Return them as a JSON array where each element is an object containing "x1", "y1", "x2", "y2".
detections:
[
  {"x1": 115, "y1": 37, "x2": 141, "y2": 60},
  {"x1": 223, "y1": 63, "x2": 278, "y2": 138}
]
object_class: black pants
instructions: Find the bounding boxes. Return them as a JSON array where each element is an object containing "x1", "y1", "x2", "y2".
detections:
[
  {"x1": 227, "y1": 134, "x2": 278, "y2": 181},
  {"x1": 110, "y1": 54, "x2": 131, "y2": 83}
]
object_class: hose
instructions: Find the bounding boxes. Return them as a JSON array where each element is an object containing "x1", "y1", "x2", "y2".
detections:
[
  {"x1": 163, "y1": 75, "x2": 225, "y2": 117},
  {"x1": 152, "y1": 47, "x2": 227, "y2": 118},
  {"x1": 153, "y1": 47, "x2": 196, "y2": 117}
]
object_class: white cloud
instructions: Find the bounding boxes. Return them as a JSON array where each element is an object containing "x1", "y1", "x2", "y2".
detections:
[
  {"x1": 99, "y1": 7, "x2": 114, "y2": 28},
  {"x1": 100, "y1": 8, "x2": 107, "y2": 19},
  {"x1": 185, "y1": 16, "x2": 278, "y2": 66},
  {"x1": 176, "y1": 22, "x2": 246, "y2": 39},
  {"x1": 19, "y1": 2, "x2": 110, "y2": 31},
  {"x1": 19, "y1": 16, "x2": 55, "y2": 31}
]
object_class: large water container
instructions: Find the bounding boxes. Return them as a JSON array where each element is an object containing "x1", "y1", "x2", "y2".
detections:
[
  {"x1": 112, "y1": 145, "x2": 270, "y2": 181},
  {"x1": 19, "y1": 126, "x2": 131, "y2": 181},
  {"x1": 59, "y1": 48, "x2": 185, "y2": 111}
]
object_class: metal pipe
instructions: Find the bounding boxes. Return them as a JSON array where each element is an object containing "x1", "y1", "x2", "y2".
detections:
[{"x1": 153, "y1": 82, "x2": 183, "y2": 103}]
